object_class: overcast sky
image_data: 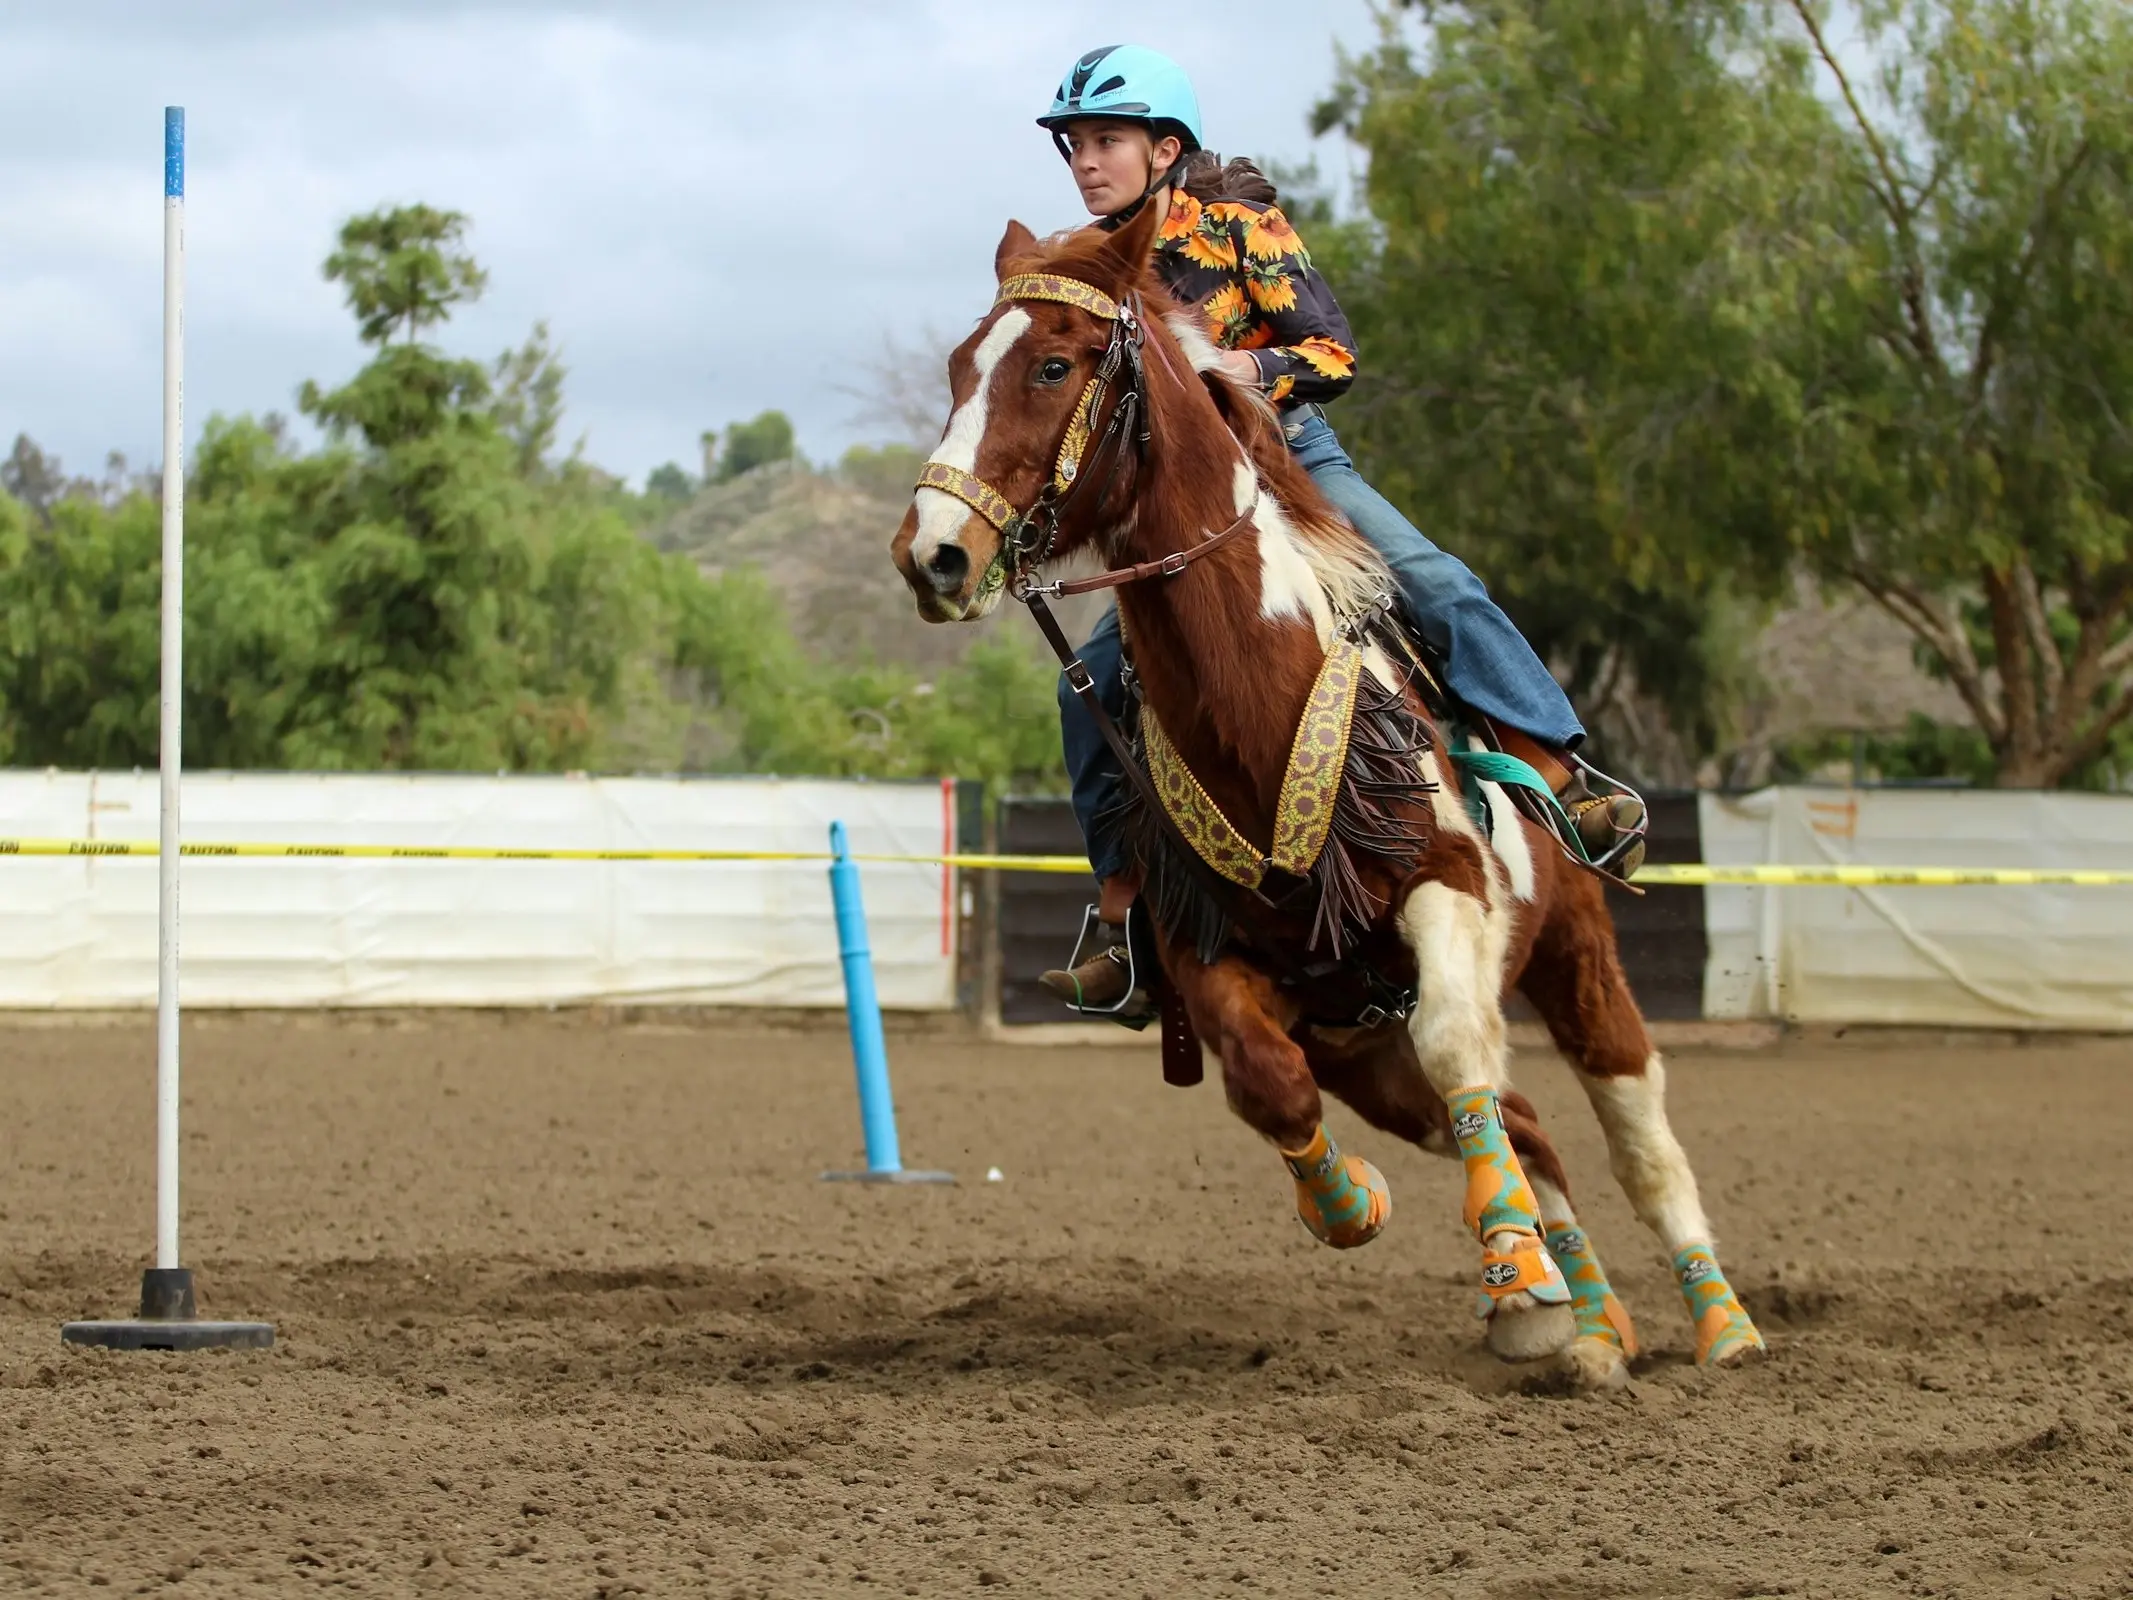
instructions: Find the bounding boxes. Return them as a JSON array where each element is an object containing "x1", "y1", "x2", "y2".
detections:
[{"x1": 1, "y1": 1, "x2": 1381, "y2": 489}]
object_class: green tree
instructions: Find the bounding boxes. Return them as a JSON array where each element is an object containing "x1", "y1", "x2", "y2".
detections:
[
  {"x1": 644, "y1": 462, "x2": 696, "y2": 503},
  {"x1": 706, "y1": 410, "x2": 797, "y2": 483},
  {"x1": 0, "y1": 202, "x2": 1067, "y2": 792},
  {"x1": 492, "y1": 320, "x2": 569, "y2": 479},
  {"x1": 1315, "y1": 0, "x2": 1817, "y2": 779},
  {"x1": 1775, "y1": 0, "x2": 2133, "y2": 787},
  {"x1": 1322, "y1": 0, "x2": 2133, "y2": 788},
  {"x1": 320, "y1": 204, "x2": 489, "y2": 346}
]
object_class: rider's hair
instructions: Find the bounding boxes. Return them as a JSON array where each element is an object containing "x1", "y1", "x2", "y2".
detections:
[{"x1": 1174, "y1": 150, "x2": 1279, "y2": 207}]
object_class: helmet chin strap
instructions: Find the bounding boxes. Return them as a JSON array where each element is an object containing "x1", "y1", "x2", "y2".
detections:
[
  {"x1": 1053, "y1": 128, "x2": 1182, "y2": 232},
  {"x1": 1097, "y1": 160, "x2": 1179, "y2": 232}
]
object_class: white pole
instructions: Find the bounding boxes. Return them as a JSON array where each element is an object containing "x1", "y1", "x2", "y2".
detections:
[{"x1": 157, "y1": 106, "x2": 185, "y2": 1273}]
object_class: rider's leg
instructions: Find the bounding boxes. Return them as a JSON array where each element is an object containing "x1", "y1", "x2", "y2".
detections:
[
  {"x1": 1284, "y1": 409, "x2": 1645, "y2": 873},
  {"x1": 1041, "y1": 605, "x2": 1151, "y2": 1014}
]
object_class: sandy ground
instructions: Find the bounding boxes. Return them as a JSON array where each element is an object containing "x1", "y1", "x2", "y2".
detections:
[{"x1": 3, "y1": 1014, "x2": 2131, "y2": 1599}]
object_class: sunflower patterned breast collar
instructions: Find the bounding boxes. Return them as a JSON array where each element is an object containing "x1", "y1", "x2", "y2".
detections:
[{"x1": 1142, "y1": 638, "x2": 1366, "y2": 888}]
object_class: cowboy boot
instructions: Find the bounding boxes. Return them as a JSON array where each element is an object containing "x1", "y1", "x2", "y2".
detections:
[
  {"x1": 1493, "y1": 728, "x2": 1648, "y2": 879},
  {"x1": 1037, "y1": 875, "x2": 1159, "y2": 1019}
]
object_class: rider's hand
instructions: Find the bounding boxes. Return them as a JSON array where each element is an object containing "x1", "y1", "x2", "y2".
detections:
[{"x1": 1218, "y1": 349, "x2": 1263, "y2": 386}]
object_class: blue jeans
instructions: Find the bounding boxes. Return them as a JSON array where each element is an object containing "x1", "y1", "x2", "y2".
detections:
[{"x1": 1059, "y1": 409, "x2": 1583, "y2": 879}]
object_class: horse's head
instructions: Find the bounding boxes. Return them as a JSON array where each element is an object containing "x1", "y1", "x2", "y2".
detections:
[{"x1": 889, "y1": 201, "x2": 1165, "y2": 622}]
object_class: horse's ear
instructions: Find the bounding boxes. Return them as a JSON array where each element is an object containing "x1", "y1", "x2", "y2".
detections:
[
  {"x1": 994, "y1": 220, "x2": 1038, "y2": 282},
  {"x1": 1090, "y1": 196, "x2": 1165, "y2": 296}
]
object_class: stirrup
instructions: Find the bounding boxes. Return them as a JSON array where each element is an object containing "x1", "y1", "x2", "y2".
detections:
[
  {"x1": 1568, "y1": 757, "x2": 1648, "y2": 880},
  {"x1": 1053, "y1": 903, "x2": 1153, "y2": 1020}
]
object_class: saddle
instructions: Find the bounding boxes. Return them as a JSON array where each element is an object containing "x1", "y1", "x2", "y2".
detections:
[{"x1": 1087, "y1": 605, "x2": 1612, "y2": 1089}]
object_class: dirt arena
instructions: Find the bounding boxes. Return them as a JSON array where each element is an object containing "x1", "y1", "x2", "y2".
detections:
[{"x1": 3, "y1": 1015, "x2": 2130, "y2": 1598}]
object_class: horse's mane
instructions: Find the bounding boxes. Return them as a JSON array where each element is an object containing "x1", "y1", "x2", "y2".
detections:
[{"x1": 1007, "y1": 226, "x2": 1389, "y2": 618}]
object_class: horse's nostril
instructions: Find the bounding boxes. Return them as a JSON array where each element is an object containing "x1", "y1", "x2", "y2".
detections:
[{"x1": 924, "y1": 542, "x2": 971, "y2": 595}]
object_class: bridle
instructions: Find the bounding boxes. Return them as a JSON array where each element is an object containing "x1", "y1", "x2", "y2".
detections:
[{"x1": 912, "y1": 271, "x2": 1254, "y2": 604}]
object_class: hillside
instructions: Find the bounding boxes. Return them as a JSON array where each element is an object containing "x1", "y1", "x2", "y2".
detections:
[
  {"x1": 646, "y1": 462, "x2": 1975, "y2": 787},
  {"x1": 646, "y1": 459, "x2": 1107, "y2": 677}
]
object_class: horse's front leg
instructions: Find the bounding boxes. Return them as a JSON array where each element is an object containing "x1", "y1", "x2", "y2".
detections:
[
  {"x1": 1397, "y1": 857, "x2": 1576, "y2": 1363},
  {"x1": 1169, "y1": 948, "x2": 1390, "y2": 1250}
]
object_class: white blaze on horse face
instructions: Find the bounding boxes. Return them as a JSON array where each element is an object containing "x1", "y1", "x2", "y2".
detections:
[
  {"x1": 1238, "y1": 461, "x2": 1335, "y2": 643},
  {"x1": 909, "y1": 308, "x2": 1033, "y2": 572}
]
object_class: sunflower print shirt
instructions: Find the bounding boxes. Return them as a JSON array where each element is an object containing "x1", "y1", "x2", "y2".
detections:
[{"x1": 1152, "y1": 190, "x2": 1357, "y2": 407}]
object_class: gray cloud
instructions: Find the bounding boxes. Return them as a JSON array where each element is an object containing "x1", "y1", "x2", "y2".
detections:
[{"x1": 1, "y1": 0, "x2": 1381, "y2": 485}]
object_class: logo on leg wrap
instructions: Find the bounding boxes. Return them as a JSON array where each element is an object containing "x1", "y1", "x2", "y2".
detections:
[
  {"x1": 1443, "y1": 1086, "x2": 1541, "y2": 1241},
  {"x1": 1281, "y1": 1124, "x2": 1390, "y2": 1249},
  {"x1": 1544, "y1": 1221, "x2": 1639, "y2": 1357},
  {"x1": 1671, "y1": 1242, "x2": 1764, "y2": 1365}
]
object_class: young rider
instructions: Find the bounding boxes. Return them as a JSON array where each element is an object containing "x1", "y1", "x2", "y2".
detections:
[{"x1": 1032, "y1": 45, "x2": 1645, "y2": 1015}]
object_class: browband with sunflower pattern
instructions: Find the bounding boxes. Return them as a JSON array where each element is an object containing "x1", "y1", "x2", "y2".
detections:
[{"x1": 996, "y1": 273, "x2": 1124, "y2": 322}]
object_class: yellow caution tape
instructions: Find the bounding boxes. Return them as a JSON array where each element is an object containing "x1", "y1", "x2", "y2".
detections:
[
  {"x1": 0, "y1": 838, "x2": 2126, "y2": 885},
  {"x1": 1634, "y1": 863, "x2": 2133, "y2": 888},
  {"x1": 0, "y1": 836, "x2": 1095, "y2": 871}
]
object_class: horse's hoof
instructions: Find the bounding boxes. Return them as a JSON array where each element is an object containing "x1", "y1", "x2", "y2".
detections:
[
  {"x1": 1485, "y1": 1298, "x2": 1577, "y2": 1364},
  {"x1": 1472, "y1": 1230, "x2": 1573, "y2": 1362},
  {"x1": 1558, "y1": 1335, "x2": 1632, "y2": 1391},
  {"x1": 1698, "y1": 1314, "x2": 1768, "y2": 1367},
  {"x1": 1674, "y1": 1243, "x2": 1764, "y2": 1367},
  {"x1": 1294, "y1": 1155, "x2": 1390, "y2": 1249}
]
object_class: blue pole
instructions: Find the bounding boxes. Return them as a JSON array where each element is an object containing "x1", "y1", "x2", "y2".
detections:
[{"x1": 828, "y1": 820, "x2": 903, "y2": 1174}]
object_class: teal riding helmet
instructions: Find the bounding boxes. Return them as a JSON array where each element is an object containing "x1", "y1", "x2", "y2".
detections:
[{"x1": 1037, "y1": 44, "x2": 1205, "y2": 158}]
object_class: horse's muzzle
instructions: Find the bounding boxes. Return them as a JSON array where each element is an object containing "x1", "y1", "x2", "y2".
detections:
[{"x1": 919, "y1": 540, "x2": 971, "y2": 599}]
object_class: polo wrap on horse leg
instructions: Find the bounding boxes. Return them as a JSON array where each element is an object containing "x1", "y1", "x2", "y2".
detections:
[
  {"x1": 1280, "y1": 1124, "x2": 1389, "y2": 1249},
  {"x1": 1444, "y1": 1086, "x2": 1570, "y2": 1314},
  {"x1": 1543, "y1": 1223, "x2": 1639, "y2": 1358},
  {"x1": 1672, "y1": 1243, "x2": 1764, "y2": 1365}
]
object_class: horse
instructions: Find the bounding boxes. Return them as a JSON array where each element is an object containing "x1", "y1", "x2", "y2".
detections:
[{"x1": 887, "y1": 200, "x2": 1763, "y2": 1388}]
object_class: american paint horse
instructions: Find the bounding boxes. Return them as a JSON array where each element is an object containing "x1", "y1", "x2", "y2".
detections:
[{"x1": 888, "y1": 203, "x2": 1763, "y2": 1387}]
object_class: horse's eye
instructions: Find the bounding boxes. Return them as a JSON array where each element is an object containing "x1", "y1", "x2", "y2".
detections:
[{"x1": 1037, "y1": 357, "x2": 1072, "y2": 386}]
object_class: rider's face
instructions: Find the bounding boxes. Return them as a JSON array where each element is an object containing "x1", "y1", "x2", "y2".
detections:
[{"x1": 1063, "y1": 120, "x2": 1181, "y2": 216}]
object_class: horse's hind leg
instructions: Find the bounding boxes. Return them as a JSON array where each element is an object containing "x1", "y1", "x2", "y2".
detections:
[
  {"x1": 1519, "y1": 876, "x2": 1764, "y2": 1366},
  {"x1": 1396, "y1": 859, "x2": 1575, "y2": 1363},
  {"x1": 1170, "y1": 948, "x2": 1391, "y2": 1249},
  {"x1": 1496, "y1": 1090, "x2": 1639, "y2": 1388},
  {"x1": 1311, "y1": 1036, "x2": 1633, "y2": 1389}
]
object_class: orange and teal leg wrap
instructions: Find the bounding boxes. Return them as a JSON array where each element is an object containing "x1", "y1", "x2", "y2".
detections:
[
  {"x1": 1280, "y1": 1125, "x2": 1389, "y2": 1249},
  {"x1": 1543, "y1": 1223, "x2": 1639, "y2": 1358},
  {"x1": 1672, "y1": 1242, "x2": 1764, "y2": 1365},
  {"x1": 1444, "y1": 1087, "x2": 1569, "y2": 1314}
]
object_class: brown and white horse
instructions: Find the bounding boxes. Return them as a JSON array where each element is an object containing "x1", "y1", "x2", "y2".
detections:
[{"x1": 888, "y1": 204, "x2": 1762, "y2": 1386}]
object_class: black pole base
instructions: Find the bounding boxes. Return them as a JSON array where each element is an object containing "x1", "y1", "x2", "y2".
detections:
[{"x1": 61, "y1": 1268, "x2": 275, "y2": 1352}]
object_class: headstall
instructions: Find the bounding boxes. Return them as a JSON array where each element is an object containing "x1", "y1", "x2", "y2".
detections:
[{"x1": 912, "y1": 272, "x2": 1253, "y2": 602}]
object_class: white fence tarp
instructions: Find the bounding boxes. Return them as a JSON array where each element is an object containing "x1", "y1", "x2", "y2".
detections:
[
  {"x1": 0, "y1": 772, "x2": 959, "y2": 1010},
  {"x1": 1701, "y1": 787, "x2": 2133, "y2": 1029}
]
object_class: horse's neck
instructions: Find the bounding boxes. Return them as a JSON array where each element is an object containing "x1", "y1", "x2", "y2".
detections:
[{"x1": 1109, "y1": 390, "x2": 1325, "y2": 812}]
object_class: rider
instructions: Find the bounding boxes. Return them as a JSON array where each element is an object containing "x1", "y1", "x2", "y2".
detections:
[{"x1": 1032, "y1": 45, "x2": 1646, "y2": 1015}]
